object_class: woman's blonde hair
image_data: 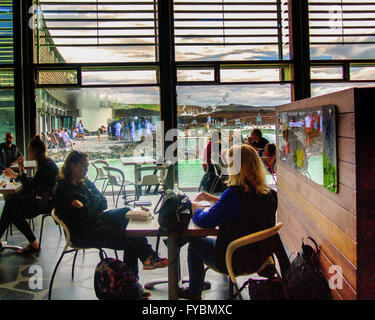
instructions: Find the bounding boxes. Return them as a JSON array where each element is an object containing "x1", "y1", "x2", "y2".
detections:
[{"x1": 225, "y1": 144, "x2": 270, "y2": 194}]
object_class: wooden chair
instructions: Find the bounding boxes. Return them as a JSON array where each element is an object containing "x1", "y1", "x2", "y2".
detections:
[{"x1": 202, "y1": 223, "x2": 285, "y2": 300}]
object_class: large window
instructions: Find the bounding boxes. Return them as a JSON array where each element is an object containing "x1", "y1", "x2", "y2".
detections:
[
  {"x1": 33, "y1": 0, "x2": 161, "y2": 175},
  {"x1": 0, "y1": 0, "x2": 14, "y2": 139},
  {"x1": 174, "y1": 0, "x2": 292, "y2": 188},
  {"x1": 35, "y1": 0, "x2": 158, "y2": 64},
  {"x1": 309, "y1": 0, "x2": 375, "y2": 94},
  {"x1": 309, "y1": 0, "x2": 375, "y2": 60}
]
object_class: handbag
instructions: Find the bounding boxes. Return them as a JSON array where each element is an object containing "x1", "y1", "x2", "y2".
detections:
[
  {"x1": 284, "y1": 237, "x2": 332, "y2": 300},
  {"x1": 153, "y1": 189, "x2": 192, "y2": 232},
  {"x1": 248, "y1": 277, "x2": 287, "y2": 300}
]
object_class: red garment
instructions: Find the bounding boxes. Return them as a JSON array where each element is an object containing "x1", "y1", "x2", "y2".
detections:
[{"x1": 202, "y1": 141, "x2": 211, "y2": 172}]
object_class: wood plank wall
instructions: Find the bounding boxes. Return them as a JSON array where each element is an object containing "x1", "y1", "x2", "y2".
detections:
[{"x1": 276, "y1": 88, "x2": 361, "y2": 300}]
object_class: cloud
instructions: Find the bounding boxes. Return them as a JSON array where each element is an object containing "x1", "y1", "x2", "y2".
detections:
[{"x1": 177, "y1": 84, "x2": 290, "y2": 107}]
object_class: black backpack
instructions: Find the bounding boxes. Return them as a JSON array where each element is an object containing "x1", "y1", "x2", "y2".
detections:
[
  {"x1": 94, "y1": 251, "x2": 143, "y2": 300},
  {"x1": 154, "y1": 189, "x2": 192, "y2": 233},
  {"x1": 284, "y1": 237, "x2": 332, "y2": 300}
]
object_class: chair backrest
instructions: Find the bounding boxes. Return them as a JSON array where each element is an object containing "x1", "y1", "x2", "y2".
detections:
[
  {"x1": 225, "y1": 222, "x2": 283, "y2": 284},
  {"x1": 140, "y1": 174, "x2": 160, "y2": 186},
  {"x1": 51, "y1": 209, "x2": 72, "y2": 252},
  {"x1": 103, "y1": 166, "x2": 124, "y2": 186},
  {"x1": 91, "y1": 160, "x2": 109, "y2": 179},
  {"x1": 134, "y1": 165, "x2": 163, "y2": 186}
]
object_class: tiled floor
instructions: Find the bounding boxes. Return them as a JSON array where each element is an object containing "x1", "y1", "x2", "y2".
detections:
[{"x1": 0, "y1": 190, "x2": 257, "y2": 300}]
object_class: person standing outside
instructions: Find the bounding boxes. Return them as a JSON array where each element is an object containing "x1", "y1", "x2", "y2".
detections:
[
  {"x1": 0, "y1": 132, "x2": 23, "y2": 173},
  {"x1": 78, "y1": 120, "x2": 85, "y2": 140}
]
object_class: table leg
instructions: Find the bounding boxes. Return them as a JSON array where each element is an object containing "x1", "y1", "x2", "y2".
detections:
[{"x1": 168, "y1": 234, "x2": 179, "y2": 300}]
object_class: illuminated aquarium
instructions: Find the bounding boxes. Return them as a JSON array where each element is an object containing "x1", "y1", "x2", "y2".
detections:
[{"x1": 278, "y1": 105, "x2": 337, "y2": 193}]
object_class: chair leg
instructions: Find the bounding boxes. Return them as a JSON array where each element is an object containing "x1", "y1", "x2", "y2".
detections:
[
  {"x1": 111, "y1": 185, "x2": 115, "y2": 205},
  {"x1": 39, "y1": 215, "x2": 46, "y2": 245},
  {"x1": 228, "y1": 278, "x2": 234, "y2": 299},
  {"x1": 102, "y1": 180, "x2": 109, "y2": 194},
  {"x1": 72, "y1": 250, "x2": 79, "y2": 279},
  {"x1": 115, "y1": 186, "x2": 123, "y2": 208},
  {"x1": 48, "y1": 251, "x2": 67, "y2": 300},
  {"x1": 101, "y1": 179, "x2": 108, "y2": 193}
]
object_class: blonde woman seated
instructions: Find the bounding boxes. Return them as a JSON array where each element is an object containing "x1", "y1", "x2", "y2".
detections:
[{"x1": 179, "y1": 144, "x2": 290, "y2": 300}]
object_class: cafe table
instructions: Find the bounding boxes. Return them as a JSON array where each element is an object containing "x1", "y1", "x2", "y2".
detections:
[
  {"x1": 0, "y1": 182, "x2": 23, "y2": 251},
  {"x1": 10, "y1": 160, "x2": 37, "y2": 176},
  {"x1": 125, "y1": 213, "x2": 218, "y2": 300}
]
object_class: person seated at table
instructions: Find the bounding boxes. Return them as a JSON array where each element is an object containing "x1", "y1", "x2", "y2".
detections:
[
  {"x1": 178, "y1": 144, "x2": 290, "y2": 300},
  {"x1": 62, "y1": 129, "x2": 73, "y2": 149},
  {"x1": 262, "y1": 143, "x2": 276, "y2": 174},
  {"x1": 0, "y1": 132, "x2": 23, "y2": 173},
  {"x1": 246, "y1": 128, "x2": 269, "y2": 156},
  {"x1": 0, "y1": 135, "x2": 58, "y2": 253},
  {"x1": 53, "y1": 150, "x2": 168, "y2": 297}
]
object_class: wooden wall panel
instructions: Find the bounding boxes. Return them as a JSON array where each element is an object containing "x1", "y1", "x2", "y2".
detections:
[
  {"x1": 338, "y1": 137, "x2": 356, "y2": 164},
  {"x1": 274, "y1": 87, "x2": 373, "y2": 300},
  {"x1": 277, "y1": 88, "x2": 355, "y2": 114},
  {"x1": 277, "y1": 189, "x2": 357, "y2": 300},
  {"x1": 338, "y1": 160, "x2": 356, "y2": 190},
  {"x1": 337, "y1": 113, "x2": 355, "y2": 139}
]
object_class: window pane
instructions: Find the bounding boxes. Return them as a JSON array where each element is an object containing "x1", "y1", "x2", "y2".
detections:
[
  {"x1": 174, "y1": 0, "x2": 290, "y2": 61},
  {"x1": 0, "y1": 88, "x2": 14, "y2": 140},
  {"x1": 311, "y1": 82, "x2": 375, "y2": 97},
  {"x1": 82, "y1": 70, "x2": 157, "y2": 85},
  {"x1": 35, "y1": 87, "x2": 161, "y2": 186},
  {"x1": 176, "y1": 84, "x2": 291, "y2": 188},
  {"x1": 351, "y1": 66, "x2": 375, "y2": 80},
  {"x1": 0, "y1": 0, "x2": 13, "y2": 64},
  {"x1": 311, "y1": 67, "x2": 342, "y2": 80},
  {"x1": 37, "y1": 70, "x2": 78, "y2": 85},
  {"x1": 309, "y1": 0, "x2": 375, "y2": 59},
  {"x1": 221, "y1": 68, "x2": 280, "y2": 82},
  {"x1": 177, "y1": 68, "x2": 215, "y2": 82},
  {"x1": 34, "y1": 0, "x2": 158, "y2": 63},
  {"x1": 0, "y1": 68, "x2": 13, "y2": 86}
]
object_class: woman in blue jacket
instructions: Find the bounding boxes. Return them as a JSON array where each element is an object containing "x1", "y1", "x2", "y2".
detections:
[{"x1": 179, "y1": 144, "x2": 290, "y2": 300}]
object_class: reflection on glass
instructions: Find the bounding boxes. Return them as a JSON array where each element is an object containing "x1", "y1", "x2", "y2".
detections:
[
  {"x1": 0, "y1": 89, "x2": 15, "y2": 141},
  {"x1": 310, "y1": 67, "x2": 342, "y2": 80},
  {"x1": 278, "y1": 105, "x2": 337, "y2": 192},
  {"x1": 82, "y1": 70, "x2": 157, "y2": 85},
  {"x1": 221, "y1": 68, "x2": 280, "y2": 82},
  {"x1": 35, "y1": 87, "x2": 161, "y2": 175},
  {"x1": 177, "y1": 69, "x2": 215, "y2": 82}
]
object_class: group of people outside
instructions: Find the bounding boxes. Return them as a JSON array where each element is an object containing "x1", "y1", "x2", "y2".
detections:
[{"x1": 108, "y1": 118, "x2": 153, "y2": 143}]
